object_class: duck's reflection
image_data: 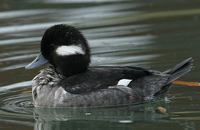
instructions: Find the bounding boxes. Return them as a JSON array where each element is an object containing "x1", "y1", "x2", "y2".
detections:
[{"x1": 33, "y1": 102, "x2": 170, "y2": 130}]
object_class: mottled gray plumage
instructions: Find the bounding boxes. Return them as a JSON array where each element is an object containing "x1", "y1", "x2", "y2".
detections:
[{"x1": 32, "y1": 58, "x2": 192, "y2": 108}]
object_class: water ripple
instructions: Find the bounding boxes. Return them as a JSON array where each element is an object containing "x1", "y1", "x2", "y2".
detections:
[
  {"x1": 0, "y1": 81, "x2": 33, "y2": 92},
  {"x1": 0, "y1": 9, "x2": 55, "y2": 19},
  {"x1": 0, "y1": 37, "x2": 40, "y2": 46}
]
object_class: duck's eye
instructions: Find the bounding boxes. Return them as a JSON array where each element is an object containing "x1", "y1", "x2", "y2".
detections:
[{"x1": 50, "y1": 44, "x2": 55, "y2": 48}]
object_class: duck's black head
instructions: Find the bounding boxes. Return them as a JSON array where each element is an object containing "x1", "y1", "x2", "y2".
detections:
[{"x1": 26, "y1": 24, "x2": 91, "y2": 77}]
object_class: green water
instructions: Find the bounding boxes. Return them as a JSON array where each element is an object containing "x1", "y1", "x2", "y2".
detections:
[{"x1": 0, "y1": 0, "x2": 200, "y2": 129}]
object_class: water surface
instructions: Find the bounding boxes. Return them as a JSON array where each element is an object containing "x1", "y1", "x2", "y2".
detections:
[{"x1": 0, "y1": 0, "x2": 200, "y2": 129}]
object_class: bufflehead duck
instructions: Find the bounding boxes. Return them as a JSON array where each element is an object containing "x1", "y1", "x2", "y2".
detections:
[{"x1": 26, "y1": 24, "x2": 192, "y2": 108}]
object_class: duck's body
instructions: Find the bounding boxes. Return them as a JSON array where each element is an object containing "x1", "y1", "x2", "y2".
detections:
[
  {"x1": 26, "y1": 24, "x2": 192, "y2": 108},
  {"x1": 32, "y1": 60, "x2": 192, "y2": 108}
]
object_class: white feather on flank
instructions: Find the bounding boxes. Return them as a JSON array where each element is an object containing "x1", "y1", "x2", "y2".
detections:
[
  {"x1": 56, "y1": 45, "x2": 85, "y2": 56},
  {"x1": 117, "y1": 79, "x2": 132, "y2": 86}
]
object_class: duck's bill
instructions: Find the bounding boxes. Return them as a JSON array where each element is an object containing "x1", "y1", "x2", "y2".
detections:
[{"x1": 25, "y1": 52, "x2": 48, "y2": 69}]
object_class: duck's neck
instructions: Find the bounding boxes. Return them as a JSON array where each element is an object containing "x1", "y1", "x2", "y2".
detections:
[{"x1": 52, "y1": 55, "x2": 90, "y2": 77}]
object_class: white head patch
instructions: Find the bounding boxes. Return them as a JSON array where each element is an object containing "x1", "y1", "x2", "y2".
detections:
[{"x1": 56, "y1": 45, "x2": 85, "y2": 56}]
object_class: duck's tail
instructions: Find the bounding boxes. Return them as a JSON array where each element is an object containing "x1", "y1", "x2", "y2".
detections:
[
  {"x1": 153, "y1": 57, "x2": 193, "y2": 99},
  {"x1": 164, "y1": 57, "x2": 193, "y2": 85}
]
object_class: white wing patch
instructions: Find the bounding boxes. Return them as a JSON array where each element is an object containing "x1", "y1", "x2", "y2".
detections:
[
  {"x1": 56, "y1": 45, "x2": 85, "y2": 56},
  {"x1": 117, "y1": 79, "x2": 132, "y2": 86}
]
